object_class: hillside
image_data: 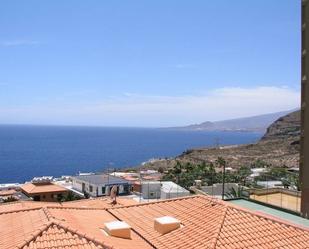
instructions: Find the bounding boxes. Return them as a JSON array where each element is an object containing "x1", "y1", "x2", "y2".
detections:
[
  {"x1": 167, "y1": 110, "x2": 293, "y2": 132},
  {"x1": 139, "y1": 110, "x2": 300, "y2": 170},
  {"x1": 262, "y1": 111, "x2": 301, "y2": 140}
]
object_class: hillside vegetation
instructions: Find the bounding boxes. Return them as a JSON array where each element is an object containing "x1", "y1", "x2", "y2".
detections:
[{"x1": 139, "y1": 110, "x2": 300, "y2": 170}]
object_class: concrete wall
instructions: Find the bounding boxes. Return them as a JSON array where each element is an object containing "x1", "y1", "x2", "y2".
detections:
[
  {"x1": 160, "y1": 190, "x2": 189, "y2": 199},
  {"x1": 160, "y1": 182, "x2": 190, "y2": 199},
  {"x1": 72, "y1": 178, "x2": 129, "y2": 197},
  {"x1": 141, "y1": 182, "x2": 161, "y2": 199}
]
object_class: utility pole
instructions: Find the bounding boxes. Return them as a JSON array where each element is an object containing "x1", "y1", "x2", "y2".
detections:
[
  {"x1": 216, "y1": 157, "x2": 226, "y2": 200},
  {"x1": 222, "y1": 161, "x2": 226, "y2": 200},
  {"x1": 301, "y1": 0, "x2": 309, "y2": 218}
]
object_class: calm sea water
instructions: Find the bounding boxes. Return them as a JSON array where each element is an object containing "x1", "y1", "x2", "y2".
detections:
[{"x1": 0, "y1": 125, "x2": 263, "y2": 183}]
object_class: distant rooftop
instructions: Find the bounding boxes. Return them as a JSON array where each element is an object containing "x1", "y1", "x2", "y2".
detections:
[
  {"x1": 73, "y1": 174, "x2": 130, "y2": 185},
  {"x1": 160, "y1": 181, "x2": 189, "y2": 193},
  {"x1": 21, "y1": 182, "x2": 68, "y2": 194}
]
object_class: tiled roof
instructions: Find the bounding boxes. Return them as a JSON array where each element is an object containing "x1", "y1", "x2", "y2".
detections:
[
  {"x1": 0, "y1": 195, "x2": 308, "y2": 249},
  {"x1": 0, "y1": 200, "x2": 60, "y2": 213},
  {"x1": 0, "y1": 208, "x2": 49, "y2": 249},
  {"x1": 21, "y1": 182, "x2": 68, "y2": 194},
  {"x1": 60, "y1": 197, "x2": 137, "y2": 208},
  {"x1": 23, "y1": 224, "x2": 104, "y2": 249},
  {"x1": 0, "y1": 197, "x2": 135, "y2": 213},
  {"x1": 110, "y1": 195, "x2": 309, "y2": 249}
]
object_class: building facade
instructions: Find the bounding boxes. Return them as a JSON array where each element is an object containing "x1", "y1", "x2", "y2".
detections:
[
  {"x1": 72, "y1": 174, "x2": 131, "y2": 197},
  {"x1": 301, "y1": 0, "x2": 309, "y2": 218}
]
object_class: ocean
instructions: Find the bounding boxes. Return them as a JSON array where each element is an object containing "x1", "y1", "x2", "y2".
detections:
[{"x1": 0, "y1": 125, "x2": 263, "y2": 183}]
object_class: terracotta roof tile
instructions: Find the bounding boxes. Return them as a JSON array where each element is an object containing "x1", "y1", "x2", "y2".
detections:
[
  {"x1": 0, "y1": 208, "x2": 49, "y2": 249},
  {"x1": 0, "y1": 195, "x2": 308, "y2": 249},
  {"x1": 60, "y1": 197, "x2": 137, "y2": 209},
  {"x1": 22, "y1": 224, "x2": 106, "y2": 249},
  {"x1": 110, "y1": 196, "x2": 227, "y2": 249},
  {"x1": 46, "y1": 207, "x2": 152, "y2": 249},
  {"x1": 21, "y1": 183, "x2": 68, "y2": 194},
  {"x1": 0, "y1": 200, "x2": 61, "y2": 213},
  {"x1": 109, "y1": 195, "x2": 309, "y2": 249},
  {"x1": 0, "y1": 197, "x2": 135, "y2": 213}
]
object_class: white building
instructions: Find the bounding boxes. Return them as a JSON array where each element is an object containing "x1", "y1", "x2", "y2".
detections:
[
  {"x1": 161, "y1": 181, "x2": 190, "y2": 199},
  {"x1": 250, "y1": 168, "x2": 268, "y2": 178},
  {"x1": 256, "y1": 181, "x2": 283, "y2": 188},
  {"x1": 141, "y1": 181, "x2": 190, "y2": 200},
  {"x1": 72, "y1": 174, "x2": 131, "y2": 197}
]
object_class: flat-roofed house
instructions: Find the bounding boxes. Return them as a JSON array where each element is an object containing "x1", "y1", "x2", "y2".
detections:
[
  {"x1": 20, "y1": 182, "x2": 69, "y2": 201},
  {"x1": 72, "y1": 174, "x2": 131, "y2": 197}
]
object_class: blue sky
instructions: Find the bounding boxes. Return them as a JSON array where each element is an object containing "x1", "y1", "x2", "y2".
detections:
[{"x1": 0, "y1": 1, "x2": 301, "y2": 127}]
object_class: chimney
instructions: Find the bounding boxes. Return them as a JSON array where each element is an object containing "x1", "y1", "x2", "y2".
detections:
[
  {"x1": 103, "y1": 221, "x2": 131, "y2": 239},
  {"x1": 154, "y1": 216, "x2": 181, "y2": 235}
]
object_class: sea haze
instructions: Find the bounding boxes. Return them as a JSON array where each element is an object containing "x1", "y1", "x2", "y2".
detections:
[{"x1": 0, "y1": 125, "x2": 263, "y2": 183}]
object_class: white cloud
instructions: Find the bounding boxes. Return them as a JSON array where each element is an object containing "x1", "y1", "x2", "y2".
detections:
[
  {"x1": 0, "y1": 40, "x2": 40, "y2": 47},
  {"x1": 0, "y1": 86, "x2": 300, "y2": 127}
]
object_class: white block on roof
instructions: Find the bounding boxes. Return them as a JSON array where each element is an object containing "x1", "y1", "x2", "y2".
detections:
[
  {"x1": 104, "y1": 221, "x2": 131, "y2": 239},
  {"x1": 154, "y1": 216, "x2": 180, "y2": 234}
]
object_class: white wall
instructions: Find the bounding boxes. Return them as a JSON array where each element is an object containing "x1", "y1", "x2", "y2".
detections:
[
  {"x1": 142, "y1": 182, "x2": 161, "y2": 199},
  {"x1": 72, "y1": 178, "x2": 129, "y2": 197}
]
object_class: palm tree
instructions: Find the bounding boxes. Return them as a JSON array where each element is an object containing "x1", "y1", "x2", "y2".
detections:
[{"x1": 225, "y1": 186, "x2": 243, "y2": 199}]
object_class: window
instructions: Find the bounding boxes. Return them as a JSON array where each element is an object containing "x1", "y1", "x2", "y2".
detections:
[
  {"x1": 124, "y1": 184, "x2": 129, "y2": 193},
  {"x1": 102, "y1": 186, "x2": 106, "y2": 195},
  {"x1": 89, "y1": 185, "x2": 93, "y2": 192}
]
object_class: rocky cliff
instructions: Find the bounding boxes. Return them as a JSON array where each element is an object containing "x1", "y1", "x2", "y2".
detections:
[{"x1": 139, "y1": 111, "x2": 300, "y2": 170}]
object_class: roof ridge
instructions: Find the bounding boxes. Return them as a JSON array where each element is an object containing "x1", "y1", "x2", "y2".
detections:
[
  {"x1": 50, "y1": 220, "x2": 113, "y2": 249},
  {"x1": 210, "y1": 206, "x2": 228, "y2": 249},
  {"x1": 15, "y1": 219, "x2": 113, "y2": 249},
  {"x1": 42, "y1": 207, "x2": 54, "y2": 220},
  {"x1": 109, "y1": 194, "x2": 212, "y2": 210},
  {"x1": 15, "y1": 221, "x2": 53, "y2": 249},
  {"x1": 0, "y1": 206, "x2": 43, "y2": 215},
  {"x1": 59, "y1": 197, "x2": 110, "y2": 204},
  {"x1": 105, "y1": 208, "x2": 157, "y2": 249},
  {"x1": 46, "y1": 205, "x2": 108, "y2": 211}
]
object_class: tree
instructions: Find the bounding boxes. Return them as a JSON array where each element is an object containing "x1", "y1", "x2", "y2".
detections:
[
  {"x1": 64, "y1": 191, "x2": 82, "y2": 201},
  {"x1": 2, "y1": 196, "x2": 18, "y2": 203},
  {"x1": 225, "y1": 186, "x2": 243, "y2": 199},
  {"x1": 158, "y1": 167, "x2": 164, "y2": 174},
  {"x1": 216, "y1": 157, "x2": 227, "y2": 200},
  {"x1": 83, "y1": 191, "x2": 90, "y2": 199},
  {"x1": 237, "y1": 165, "x2": 251, "y2": 186}
]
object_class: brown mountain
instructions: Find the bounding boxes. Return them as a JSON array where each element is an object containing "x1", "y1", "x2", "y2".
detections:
[{"x1": 139, "y1": 110, "x2": 301, "y2": 170}]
